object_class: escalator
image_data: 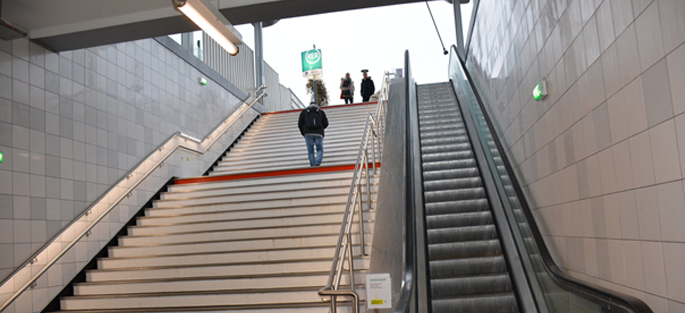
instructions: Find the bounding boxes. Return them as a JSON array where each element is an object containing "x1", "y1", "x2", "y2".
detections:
[
  {"x1": 379, "y1": 48, "x2": 654, "y2": 313},
  {"x1": 417, "y1": 82, "x2": 519, "y2": 313}
]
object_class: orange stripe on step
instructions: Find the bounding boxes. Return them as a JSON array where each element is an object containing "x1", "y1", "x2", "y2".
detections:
[
  {"x1": 175, "y1": 162, "x2": 381, "y2": 184},
  {"x1": 262, "y1": 102, "x2": 379, "y2": 116}
]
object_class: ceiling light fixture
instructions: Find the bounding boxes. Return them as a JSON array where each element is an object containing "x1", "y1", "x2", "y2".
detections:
[{"x1": 172, "y1": 0, "x2": 241, "y2": 55}]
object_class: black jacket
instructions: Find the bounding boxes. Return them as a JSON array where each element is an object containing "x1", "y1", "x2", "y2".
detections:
[
  {"x1": 361, "y1": 77, "x2": 375, "y2": 99},
  {"x1": 298, "y1": 105, "x2": 329, "y2": 137}
]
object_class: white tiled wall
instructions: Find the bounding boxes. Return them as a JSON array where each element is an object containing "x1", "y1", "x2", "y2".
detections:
[
  {"x1": 0, "y1": 37, "x2": 245, "y2": 283},
  {"x1": 466, "y1": 0, "x2": 685, "y2": 310}
]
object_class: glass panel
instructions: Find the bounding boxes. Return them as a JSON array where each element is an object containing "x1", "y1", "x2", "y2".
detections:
[
  {"x1": 447, "y1": 46, "x2": 624, "y2": 313},
  {"x1": 169, "y1": 33, "x2": 182, "y2": 46},
  {"x1": 193, "y1": 31, "x2": 204, "y2": 61}
]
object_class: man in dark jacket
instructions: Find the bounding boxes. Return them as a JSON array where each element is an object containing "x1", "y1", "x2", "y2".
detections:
[
  {"x1": 298, "y1": 101, "x2": 329, "y2": 166},
  {"x1": 360, "y1": 69, "x2": 375, "y2": 102}
]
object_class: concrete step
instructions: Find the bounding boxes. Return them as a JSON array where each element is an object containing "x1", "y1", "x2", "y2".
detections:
[
  {"x1": 233, "y1": 129, "x2": 364, "y2": 146},
  {"x1": 74, "y1": 270, "x2": 368, "y2": 295},
  {"x1": 254, "y1": 115, "x2": 372, "y2": 130},
  {"x1": 236, "y1": 129, "x2": 364, "y2": 145},
  {"x1": 152, "y1": 185, "x2": 377, "y2": 208},
  {"x1": 224, "y1": 143, "x2": 378, "y2": 159},
  {"x1": 145, "y1": 194, "x2": 375, "y2": 217},
  {"x1": 108, "y1": 233, "x2": 374, "y2": 258},
  {"x1": 210, "y1": 160, "x2": 360, "y2": 175},
  {"x1": 85, "y1": 258, "x2": 371, "y2": 282},
  {"x1": 162, "y1": 177, "x2": 376, "y2": 200},
  {"x1": 53, "y1": 304, "x2": 361, "y2": 313},
  {"x1": 137, "y1": 204, "x2": 373, "y2": 226},
  {"x1": 246, "y1": 121, "x2": 368, "y2": 135},
  {"x1": 260, "y1": 108, "x2": 374, "y2": 123},
  {"x1": 61, "y1": 285, "x2": 368, "y2": 311},
  {"x1": 227, "y1": 137, "x2": 365, "y2": 154},
  {"x1": 169, "y1": 171, "x2": 354, "y2": 192},
  {"x1": 98, "y1": 244, "x2": 370, "y2": 270},
  {"x1": 118, "y1": 220, "x2": 375, "y2": 246},
  {"x1": 128, "y1": 210, "x2": 376, "y2": 236},
  {"x1": 219, "y1": 149, "x2": 360, "y2": 165},
  {"x1": 217, "y1": 152, "x2": 362, "y2": 169}
]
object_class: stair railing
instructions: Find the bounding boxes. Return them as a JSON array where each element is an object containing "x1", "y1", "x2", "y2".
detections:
[
  {"x1": 318, "y1": 73, "x2": 393, "y2": 313},
  {"x1": 0, "y1": 86, "x2": 268, "y2": 313}
]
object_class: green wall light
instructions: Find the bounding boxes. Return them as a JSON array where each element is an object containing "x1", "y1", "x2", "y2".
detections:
[
  {"x1": 533, "y1": 81, "x2": 548, "y2": 101},
  {"x1": 0, "y1": 151, "x2": 3, "y2": 163},
  {"x1": 198, "y1": 77, "x2": 208, "y2": 86}
]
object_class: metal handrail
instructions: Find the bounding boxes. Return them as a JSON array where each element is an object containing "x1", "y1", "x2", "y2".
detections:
[
  {"x1": 318, "y1": 73, "x2": 392, "y2": 313},
  {"x1": 0, "y1": 87, "x2": 268, "y2": 312},
  {"x1": 394, "y1": 49, "x2": 419, "y2": 313}
]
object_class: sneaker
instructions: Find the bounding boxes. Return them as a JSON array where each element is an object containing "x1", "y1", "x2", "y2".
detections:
[{"x1": 314, "y1": 164, "x2": 321, "y2": 166}]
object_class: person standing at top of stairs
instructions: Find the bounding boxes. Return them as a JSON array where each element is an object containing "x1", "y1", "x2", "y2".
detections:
[
  {"x1": 360, "y1": 69, "x2": 375, "y2": 102},
  {"x1": 298, "y1": 101, "x2": 329, "y2": 167}
]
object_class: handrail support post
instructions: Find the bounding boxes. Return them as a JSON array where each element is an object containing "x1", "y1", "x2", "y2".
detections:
[{"x1": 356, "y1": 177, "x2": 366, "y2": 256}]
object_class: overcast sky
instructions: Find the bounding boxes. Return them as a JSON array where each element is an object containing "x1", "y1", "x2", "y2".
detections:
[{"x1": 234, "y1": 1, "x2": 473, "y2": 106}]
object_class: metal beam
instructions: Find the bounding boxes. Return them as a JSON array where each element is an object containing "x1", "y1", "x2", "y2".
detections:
[
  {"x1": 453, "y1": 1, "x2": 465, "y2": 59},
  {"x1": 253, "y1": 22, "x2": 264, "y2": 102},
  {"x1": 28, "y1": 0, "x2": 440, "y2": 52}
]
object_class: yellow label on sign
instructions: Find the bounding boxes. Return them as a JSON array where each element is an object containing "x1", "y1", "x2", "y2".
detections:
[{"x1": 371, "y1": 300, "x2": 384, "y2": 305}]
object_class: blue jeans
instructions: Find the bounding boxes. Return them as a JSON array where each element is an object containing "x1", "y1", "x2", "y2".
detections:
[{"x1": 304, "y1": 135, "x2": 324, "y2": 166}]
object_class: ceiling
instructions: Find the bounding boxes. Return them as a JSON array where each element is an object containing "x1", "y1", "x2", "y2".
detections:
[{"x1": 1, "y1": 0, "x2": 468, "y2": 51}]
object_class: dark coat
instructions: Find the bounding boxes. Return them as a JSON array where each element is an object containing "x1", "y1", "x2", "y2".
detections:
[
  {"x1": 361, "y1": 77, "x2": 375, "y2": 99},
  {"x1": 298, "y1": 105, "x2": 329, "y2": 137},
  {"x1": 342, "y1": 78, "x2": 353, "y2": 98}
]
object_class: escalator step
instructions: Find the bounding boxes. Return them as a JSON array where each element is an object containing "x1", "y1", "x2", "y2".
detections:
[
  {"x1": 428, "y1": 239, "x2": 502, "y2": 260},
  {"x1": 419, "y1": 108, "x2": 460, "y2": 115},
  {"x1": 419, "y1": 112, "x2": 461, "y2": 119},
  {"x1": 424, "y1": 188, "x2": 486, "y2": 202},
  {"x1": 423, "y1": 168, "x2": 480, "y2": 181},
  {"x1": 425, "y1": 211, "x2": 493, "y2": 229},
  {"x1": 431, "y1": 294, "x2": 519, "y2": 313},
  {"x1": 427, "y1": 225, "x2": 498, "y2": 244},
  {"x1": 420, "y1": 124, "x2": 465, "y2": 132},
  {"x1": 419, "y1": 104, "x2": 459, "y2": 111},
  {"x1": 429, "y1": 256, "x2": 507, "y2": 279},
  {"x1": 422, "y1": 158, "x2": 476, "y2": 171},
  {"x1": 420, "y1": 118, "x2": 463, "y2": 126},
  {"x1": 422, "y1": 151, "x2": 473, "y2": 162},
  {"x1": 421, "y1": 136, "x2": 470, "y2": 147},
  {"x1": 430, "y1": 274, "x2": 514, "y2": 298},
  {"x1": 421, "y1": 143, "x2": 472, "y2": 154},
  {"x1": 424, "y1": 199, "x2": 490, "y2": 215},
  {"x1": 420, "y1": 129, "x2": 466, "y2": 139},
  {"x1": 423, "y1": 178, "x2": 482, "y2": 192}
]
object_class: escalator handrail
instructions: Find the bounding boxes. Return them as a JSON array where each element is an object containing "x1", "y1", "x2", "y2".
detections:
[
  {"x1": 393, "y1": 49, "x2": 420, "y2": 313},
  {"x1": 448, "y1": 44, "x2": 653, "y2": 313}
]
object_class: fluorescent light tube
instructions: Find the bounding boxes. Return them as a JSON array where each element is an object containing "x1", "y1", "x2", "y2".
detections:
[{"x1": 172, "y1": 0, "x2": 241, "y2": 55}]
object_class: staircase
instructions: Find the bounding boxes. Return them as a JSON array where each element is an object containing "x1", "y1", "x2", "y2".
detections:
[
  {"x1": 53, "y1": 103, "x2": 378, "y2": 313},
  {"x1": 210, "y1": 105, "x2": 374, "y2": 175},
  {"x1": 416, "y1": 83, "x2": 520, "y2": 313}
]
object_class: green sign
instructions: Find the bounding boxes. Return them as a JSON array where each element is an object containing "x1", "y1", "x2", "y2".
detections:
[
  {"x1": 0, "y1": 151, "x2": 3, "y2": 163},
  {"x1": 301, "y1": 49, "x2": 322, "y2": 77},
  {"x1": 533, "y1": 81, "x2": 547, "y2": 101}
]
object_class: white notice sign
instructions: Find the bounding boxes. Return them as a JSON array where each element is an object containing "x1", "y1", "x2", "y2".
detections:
[{"x1": 366, "y1": 273, "x2": 392, "y2": 309}]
